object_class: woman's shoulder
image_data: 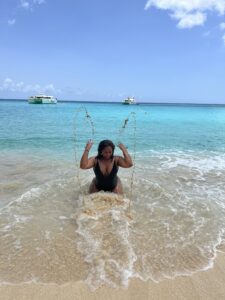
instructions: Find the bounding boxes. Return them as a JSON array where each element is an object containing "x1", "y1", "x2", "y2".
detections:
[
  {"x1": 88, "y1": 156, "x2": 97, "y2": 166},
  {"x1": 93, "y1": 157, "x2": 98, "y2": 166}
]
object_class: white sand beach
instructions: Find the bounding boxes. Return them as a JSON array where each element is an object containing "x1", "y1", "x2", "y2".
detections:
[{"x1": 1, "y1": 252, "x2": 225, "y2": 300}]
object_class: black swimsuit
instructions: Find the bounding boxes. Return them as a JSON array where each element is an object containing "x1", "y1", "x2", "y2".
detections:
[{"x1": 94, "y1": 159, "x2": 118, "y2": 191}]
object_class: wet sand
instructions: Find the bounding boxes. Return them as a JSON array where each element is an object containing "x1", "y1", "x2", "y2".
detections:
[{"x1": 1, "y1": 252, "x2": 225, "y2": 300}]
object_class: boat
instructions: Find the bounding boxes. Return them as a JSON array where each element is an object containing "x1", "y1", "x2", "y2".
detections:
[
  {"x1": 122, "y1": 96, "x2": 136, "y2": 105},
  {"x1": 28, "y1": 94, "x2": 57, "y2": 104}
]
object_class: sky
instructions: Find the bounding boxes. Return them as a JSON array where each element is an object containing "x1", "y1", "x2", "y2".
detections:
[{"x1": 0, "y1": 0, "x2": 225, "y2": 103}]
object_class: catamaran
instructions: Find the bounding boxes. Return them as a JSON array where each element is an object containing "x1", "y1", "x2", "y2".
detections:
[
  {"x1": 28, "y1": 94, "x2": 57, "y2": 104},
  {"x1": 122, "y1": 97, "x2": 136, "y2": 105}
]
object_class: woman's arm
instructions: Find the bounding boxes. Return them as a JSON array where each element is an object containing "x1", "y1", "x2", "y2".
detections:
[
  {"x1": 80, "y1": 140, "x2": 95, "y2": 169},
  {"x1": 117, "y1": 143, "x2": 133, "y2": 168}
]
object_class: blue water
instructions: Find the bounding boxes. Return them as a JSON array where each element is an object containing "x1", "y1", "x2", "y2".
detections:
[
  {"x1": 1, "y1": 100, "x2": 225, "y2": 155},
  {"x1": 1, "y1": 99, "x2": 225, "y2": 288}
]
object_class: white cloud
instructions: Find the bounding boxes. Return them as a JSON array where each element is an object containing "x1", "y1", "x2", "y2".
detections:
[
  {"x1": 6, "y1": 1, "x2": 45, "y2": 27},
  {"x1": 145, "y1": 0, "x2": 225, "y2": 28},
  {"x1": 20, "y1": 0, "x2": 30, "y2": 9},
  {"x1": 0, "y1": 78, "x2": 60, "y2": 95},
  {"x1": 222, "y1": 33, "x2": 225, "y2": 44},
  {"x1": 8, "y1": 19, "x2": 16, "y2": 26},
  {"x1": 172, "y1": 11, "x2": 207, "y2": 29},
  {"x1": 203, "y1": 30, "x2": 211, "y2": 37},
  {"x1": 34, "y1": 0, "x2": 45, "y2": 4},
  {"x1": 20, "y1": 0, "x2": 45, "y2": 10},
  {"x1": 220, "y1": 22, "x2": 225, "y2": 29}
]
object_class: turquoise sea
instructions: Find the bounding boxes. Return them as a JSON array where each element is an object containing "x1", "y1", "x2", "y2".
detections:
[{"x1": 1, "y1": 100, "x2": 225, "y2": 289}]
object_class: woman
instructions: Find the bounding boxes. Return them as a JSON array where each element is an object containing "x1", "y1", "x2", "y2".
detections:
[{"x1": 80, "y1": 139, "x2": 133, "y2": 194}]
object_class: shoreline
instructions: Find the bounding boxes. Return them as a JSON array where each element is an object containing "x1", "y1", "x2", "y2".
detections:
[{"x1": 1, "y1": 251, "x2": 225, "y2": 300}]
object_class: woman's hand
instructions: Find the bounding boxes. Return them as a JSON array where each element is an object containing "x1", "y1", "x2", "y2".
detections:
[
  {"x1": 117, "y1": 143, "x2": 133, "y2": 168},
  {"x1": 118, "y1": 143, "x2": 127, "y2": 152},
  {"x1": 85, "y1": 139, "x2": 93, "y2": 151}
]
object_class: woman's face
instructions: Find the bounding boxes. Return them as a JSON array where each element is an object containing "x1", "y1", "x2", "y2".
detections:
[{"x1": 101, "y1": 146, "x2": 113, "y2": 159}]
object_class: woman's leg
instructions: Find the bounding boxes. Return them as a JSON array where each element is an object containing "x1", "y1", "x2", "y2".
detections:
[
  {"x1": 89, "y1": 178, "x2": 99, "y2": 194},
  {"x1": 112, "y1": 177, "x2": 123, "y2": 194}
]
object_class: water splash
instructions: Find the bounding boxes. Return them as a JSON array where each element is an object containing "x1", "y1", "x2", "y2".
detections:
[
  {"x1": 75, "y1": 192, "x2": 136, "y2": 290},
  {"x1": 73, "y1": 107, "x2": 139, "y2": 202},
  {"x1": 73, "y1": 106, "x2": 96, "y2": 204}
]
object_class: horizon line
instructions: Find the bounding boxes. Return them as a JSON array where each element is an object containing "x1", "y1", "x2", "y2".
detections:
[{"x1": 1, "y1": 98, "x2": 225, "y2": 106}]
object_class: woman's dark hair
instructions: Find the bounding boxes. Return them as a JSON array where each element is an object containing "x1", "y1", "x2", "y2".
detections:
[{"x1": 97, "y1": 140, "x2": 115, "y2": 159}]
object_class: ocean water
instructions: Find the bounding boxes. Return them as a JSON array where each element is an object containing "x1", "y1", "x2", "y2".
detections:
[{"x1": 1, "y1": 100, "x2": 225, "y2": 289}]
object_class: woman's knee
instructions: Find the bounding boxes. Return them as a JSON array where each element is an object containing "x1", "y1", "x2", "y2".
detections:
[
  {"x1": 89, "y1": 178, "x2": 98, "y2": 193},
  {"x1": 113, "y1": 177, "x2": 123, "y2": 194}
]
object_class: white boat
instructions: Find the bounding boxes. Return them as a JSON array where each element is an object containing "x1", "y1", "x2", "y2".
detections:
[
  {"x1": 28, "y1": 94, "x2": 57, "y2": 104},
  {"x1": 122, "y1": 96, "x2": 136, "y2": 105}
]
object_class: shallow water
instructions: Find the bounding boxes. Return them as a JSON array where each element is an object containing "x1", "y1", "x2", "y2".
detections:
[
  {"x1": 1, "y1": 151, "x2": 225, "y2": 289},
  {"x1": 1, "y1": 101, "x2": 225, "y2": 289}
]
